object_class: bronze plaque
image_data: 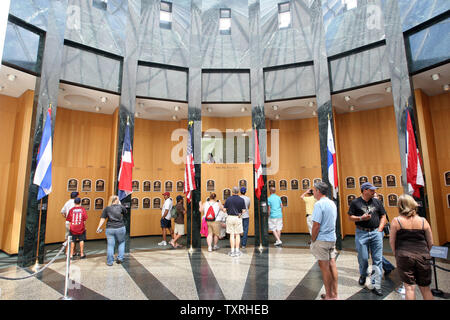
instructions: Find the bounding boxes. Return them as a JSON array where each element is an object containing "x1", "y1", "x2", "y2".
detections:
[
  {"x1": 346, "y1": 177, "x2": 355, "y2": 189},
  {"x1": 82, "y1": 179, "x2": 91, "y2": 192}
]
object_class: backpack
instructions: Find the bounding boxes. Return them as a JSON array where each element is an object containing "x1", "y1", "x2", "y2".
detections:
[
  {"x1": 171, "y1": 206, "x2": 177, "y2": 220},
  {"x1": 205, "y1": 203, "x2": 216, "y2": 221}
]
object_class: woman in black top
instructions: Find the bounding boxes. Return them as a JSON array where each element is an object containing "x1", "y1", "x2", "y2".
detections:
[{"x1": 96, "y1": 195, "x2": 127, "y2": 266}]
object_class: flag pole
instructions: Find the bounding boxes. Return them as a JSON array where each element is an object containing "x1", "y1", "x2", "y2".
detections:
[
  {"x1": 33, "y1": 198, "x2": 43, "y2": 271},
  {"x1": 189, "y1": 195, "x2": 193, "y2": 253}
]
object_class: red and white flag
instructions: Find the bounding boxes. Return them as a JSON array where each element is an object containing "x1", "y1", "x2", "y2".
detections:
[
  {"x1": 254, "y1": 129, "x2": 264, "y2": 200},
  {"x1": 184, "y1": 122, "x2": 196, "y2": 203},
  {"x1": 118, "y1": 124, "x2": 134, "y2": 201},
  {"x1": 406, "y1": 108, "x2": 424, "y2": 198}
]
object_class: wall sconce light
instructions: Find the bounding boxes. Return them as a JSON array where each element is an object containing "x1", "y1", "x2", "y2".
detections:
[
  {"x1": 431, "y1": 73, "x2": 440, "y2": 81},
  {"x1": 172, "y1": 115, "x2": 178, "y2": 120},
  {"x1": 0, "y1": 85, "x2": 4, "y2": 91},
  {"x1": 95, "y1": 106, "x2": 101, "y2": 112},
  {"x1": 349, "y1": 105, "x2": 355, "y2": 111},
  {"x1": 207, "y1": 107, "x2": 212, "y2": 113},
  {"x1": 7, "y1": 74, "x2": 16, "y2": 81},
  {"x1": 272, "y1": 105, "x2": 278, "y2": 111},
  {"x1": 135, "y1": 112, "x2": 140, "y2": 118},
  {"x1": 174, "y1": 105, "x2": 180, "y2": 111},
  {"x1": 100, "y1": 96, "x2": 107, "y2": 103},
  {"x1": 275, "y1": 114, "x2": 280, "y2": 119},
  {"x1": 312, "y1": 110, "x2": 317, "y2": 116},
  {"x1": 344, "y1": 96, "x2": 351, "y2": 102},
  {"x1": 444, "y1": 84, "x2": 449, "y2": 91},
  {"x1": 308, "y1": 101, "x2": 315, "y2": 107},
  {"x1": 240, "y1": 107, "x2": 247, "y2": 112},
  {"x1": 385, "y1": 86, "x2": 391, "y2": 93}
]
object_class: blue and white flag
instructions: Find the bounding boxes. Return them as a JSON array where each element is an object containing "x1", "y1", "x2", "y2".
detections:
[{"x1": 33, "y1": 108, "x2": 52, "y2": 201}]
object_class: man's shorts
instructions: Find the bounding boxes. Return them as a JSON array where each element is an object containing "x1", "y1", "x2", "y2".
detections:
[
  {"x1": 226, "y1": 215, "x2": 243, "y2": 235},
  {"x1": 207, "y1": 221, "x2": 221, "y2": 236},
  {"x1": 69, "y1": 231, "x2": 86, "y2": 242},
  {"x1": 310, "y1": 240, "x2": 337, "y2": 261},
  {"x1": 161, "y1": 218, "x2": 172, "y2": 229},
  {"x1": 268, "y1": 218, "x2": 283, "y2": 231},
  {"x1": 174, "y1": 223, "x2": 185, "y2": 236}
]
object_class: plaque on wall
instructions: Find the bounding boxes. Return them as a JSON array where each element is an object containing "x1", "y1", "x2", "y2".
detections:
[
  {"x1": 206, "y1": 180, "x2": 215, "y2": 192},
  {"x1": 143, "y1": 197, "x2": 151, "y2": 209},
  {"x1": 94, "y1": 198, "x2": 104, "y2": 210},
  {"x1": 291, "y1": 179, "x2": 299, "y2": 190},
  {"x1": 132, "y1": 180, "x2": 139, "y2": 192},
  {"x1": 346, "y1": 177, "x2": 355, "y2": 189},
  {"x1": 154, "y1": 181, "x2": 161, "y2": 192},
  {"x1": 67, "y1": 178, "x2": 78, "y2": 192},
  {"x1": 376, "y1": 194, "x2": 384, "y2": 205},
  {"x1": 165, "y1": 181, "x2": 173, "y2": 192},
  {"x1": 280, "y1": 180, "x2": 287, "y2": 191},
  {"x1": 372, "y1": 175, "x2": 382, "y2": 188},
  {"x1": 359, "y1": 176, "x2": 368, "y2": 187},
  {"x1": 302, "y1": 179, "x2": 310, "y2": 190},
  {"x1": 143, "y1": 181, "x2": 151, "y2": 192},
  {"x1": 386, "y1": 174, "x2": 397, "y2": 187},
  {"x1": 313, "y1": 178, "x2": 322, "y2": 186},
  {"x1": 153, "y1": 198, "x2": 161, "y2": 209},
  {"x1": 82, "y1": 179, "x2": 91, "y2": 192},
  {"x1": 95, "y1": 179, "x2": 105, "y2": 192},
  {"x1": 177, "y1": 181, "x2": 184, "y2": 192},
  {"x1": 131, "y1": 197, "x2": 139, "y2": 209},
  {"x1": 268, "y1": 180, "x2": 276, "y2": 189},
  {"x1": 239, "y1": 179, "x2": 247, "y2": 189},
  {"x1": 223, "y1": 189, "x2": 231, "y2": 201},
  {"x1": 347, "y1": 194, "x2": 356, "y2": 207},
  {"x1": 281, "y1": 196, "x2": 288, "y2": 207},
  {"x1": 81, "y1": 198, "x2": 90, "y2": 210},
  {"x1": 445, "y1": 172, "x2": 450, "y2": 186},
  {"x1": 388, "y1": 194, "x2": 398, "y2": 207}
]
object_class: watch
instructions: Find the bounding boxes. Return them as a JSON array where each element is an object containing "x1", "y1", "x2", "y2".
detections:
[{"x1": 359, "y1": 216, "x2": 362, "y2": 221}]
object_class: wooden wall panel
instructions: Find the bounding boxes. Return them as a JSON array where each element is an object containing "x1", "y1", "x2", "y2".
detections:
[
  {"x1": 267, "y1": 118, "x2": 322, "y2": 234},
  {"x1": 201, "y1": 163, "x2": 255, "y2": 236},
  {"x1": 336, "y1": 106, "x2": 404, "y2": 237},
  {"x1": 429, "y1": 92, "x2": 450, "y2": 243},
  {"x1": 131, "y1": 119, "x2": 187, "y2": 237},
  {"x1": 46, "y1": 108, "x2": 115, "y2": 244}
]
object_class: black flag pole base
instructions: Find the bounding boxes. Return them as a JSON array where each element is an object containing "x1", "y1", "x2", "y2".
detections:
[{"x1": 431, "y1": 289, "x2": 444, "y2": 297}]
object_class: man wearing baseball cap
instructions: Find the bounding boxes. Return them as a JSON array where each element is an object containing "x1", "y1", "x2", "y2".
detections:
[
  {"x1": 159, "y1": 192, "x2": 173, "y2": 246},
  {"x1": 348, "y1": 182, "x2": 387, "y2": 296},
  {"x1": 239, "y1": 187, "x2": 251, "y2": 249}
]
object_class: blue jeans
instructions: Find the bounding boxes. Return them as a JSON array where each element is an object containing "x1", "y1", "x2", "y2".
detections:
[
  {"x1": 355, "y1": 228, "x2": 383, "y2": 279},
  {"x1": 241, "y1": 218, "x2": 249, "y2": 246},
  {"x1": 106, "y1": 226, "x2": 126, "y2": 265},
  {"x1": 382, "y1": 256, "x2": 395, "y2": 272}
]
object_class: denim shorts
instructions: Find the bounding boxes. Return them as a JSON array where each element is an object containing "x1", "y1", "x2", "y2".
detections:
[{"x1": 160, "y1": 218, "x2": 171, "y2": 229}]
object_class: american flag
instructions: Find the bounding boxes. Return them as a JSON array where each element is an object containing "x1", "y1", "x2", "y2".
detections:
[{"x1": 184, "y1": 122, "x2": 196, "y2": 202}]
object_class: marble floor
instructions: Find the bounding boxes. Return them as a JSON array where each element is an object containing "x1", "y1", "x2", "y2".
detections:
[{"x1": 0, "y1": 235, "x2": 449, "y2": 301}]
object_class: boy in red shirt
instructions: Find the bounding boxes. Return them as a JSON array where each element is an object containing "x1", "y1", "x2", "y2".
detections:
[{"x1": 66, "y1": 197, "x2": 88, "y2": 259}]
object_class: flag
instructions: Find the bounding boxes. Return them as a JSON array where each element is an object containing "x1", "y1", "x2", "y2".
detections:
[
  {"x1": 184, "y1": 122, "x2": 196, "y2": 203},
  {"x1": 406, "y1": 108, "x2": 424, "y2": 198},
  {"x1": 118, "y1": 124, "x2": 134, "y2": 201},
  {"x1": 254, "y1": 129, "x2": 264, "y2": 200},
  {"x1": 327, "y1": 118, "x2": 338, "y2": 199},
  {"x1": 33, "y1": 107, "x2": 52, "y2": 201}
]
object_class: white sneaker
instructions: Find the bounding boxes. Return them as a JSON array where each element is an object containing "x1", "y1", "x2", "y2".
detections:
[
  {"x1": 158, "y1": 241, "x2": 167, "y2": 246},
  {"x1": 208, "y1": 246, "x2": 212, "y2": 252},
  {"x1": 234, "y1": 251, "x2": 242, "y2": 257},
  {"x1": 228, "y1": 251, "x2": 236, "y2": 257},
  {"x1": 275, "y1": 240, "x2": 282, "y2": 246},
  {"x1": 213, "y1": 245, "x2": 220, "y2": 250}
]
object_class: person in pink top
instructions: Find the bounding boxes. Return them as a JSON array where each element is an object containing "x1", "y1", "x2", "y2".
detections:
[{"x1": 66, "y1": 197, "x2": 88, "y2": 259}]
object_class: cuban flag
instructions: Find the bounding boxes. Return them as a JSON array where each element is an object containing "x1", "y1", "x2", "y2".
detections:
[
  {"x1": 327, "y1": 118, "x2": 338, "y2": 199},
  {"x1": 406, "y1": 108, "x2": 424, "y2": 198},
  {"x1": 184, "y1": 122, "x2": 196, "y2": 203},
  {"x1": 33, "y1": 108, "x2": 52, "y2": 201},
  {"x1": 118, "y1": 124, "x2": 134, "y2": 201},
  {"x1": 254, "y1": 129, "x2": 264, "y2": 200}
]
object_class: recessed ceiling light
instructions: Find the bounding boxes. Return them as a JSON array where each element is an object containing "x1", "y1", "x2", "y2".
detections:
[
  {"x1": 272, "y1": 105, "x2": 278, "y2": 111},
  {"x1": 95, "y1": 106, "x2": 101, "y2": 112},
  {"x1": 7, "y1": 74, "x2": 16, "y2": 81},
  {"x1": 240, "y1": 107, "x2": 247, "y2": 112},
  {"x1": 174, "y1": 105, "x2": 180, "y2": 111},
  {"x1": 312, "y1": 110, "x2": 317, "y2": 116},
  {"x1": 308, "y1": 101, "x2": 314, "y2": 107},
  {"x1": 431, "y1": 73, "x2": 440, "y2": 81},
  {"x1": 172, "y1": 115, "x2": 178, "y2": 120},
  {"x1": 385, "y1": 86, "x2": 391, "y2": 93},
  {"x1": 444, "y1": 84, "x2": 449, "y2": 91},
  {"x1": 344, "y1": 96, "x2": 351, "y2": 101},
  {"x1": 100, "y1": 96, "x2": 108, "y2": 103},
  {"x1": 275, "y1": 114, "x2": 280, "y2": 120}
]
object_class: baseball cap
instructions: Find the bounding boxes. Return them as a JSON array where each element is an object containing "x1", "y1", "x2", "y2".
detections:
[
  {"x1": 162, "y1": 192, "x2": 170, "y2": 197},
  {"x1": 361, "y1": 182, "x2": 377, "y2": 190},
  {"x1": 176, "y1": 195, "x2": 183, "y2": 202},
  {"x1": 70, "y1": 191, "x2": 79, "y2": 198},
  {"x1": 74, "y1": 197, "x2": 81, "y2": 204},
  {"x1": 240, "y1": 187, "x2": 247, "y2": 194}
]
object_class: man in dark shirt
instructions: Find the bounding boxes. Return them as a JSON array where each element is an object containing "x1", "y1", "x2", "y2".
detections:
[
  {"x1": 348, "y1": 182, "x2": 387, "y2": 296},
  {"x1": 224, "y1": 187, "x2": 246, "y2": 257}
]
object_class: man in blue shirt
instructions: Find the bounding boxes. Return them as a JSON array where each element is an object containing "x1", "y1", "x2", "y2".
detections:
[
  {"x1": 310, "y1": 181, "x2": 338, "y2": 300},
  {"x1": 267, "y1": 187, "x2": 283, "y2": 246}
]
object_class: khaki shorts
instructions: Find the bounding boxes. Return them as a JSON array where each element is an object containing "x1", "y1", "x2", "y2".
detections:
[
  {"x1": 207, "y1": 221, "x2": 221, "y2": 237},
  {"x1": 174, "y1": 223, "x2": 185, "y2": 236},
  {"x1": 226, "y1": 215, "x2": 243, "y2": 235},
  {"x1": 310, "y1": 240, "x2": 337, "y2": 261}
]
